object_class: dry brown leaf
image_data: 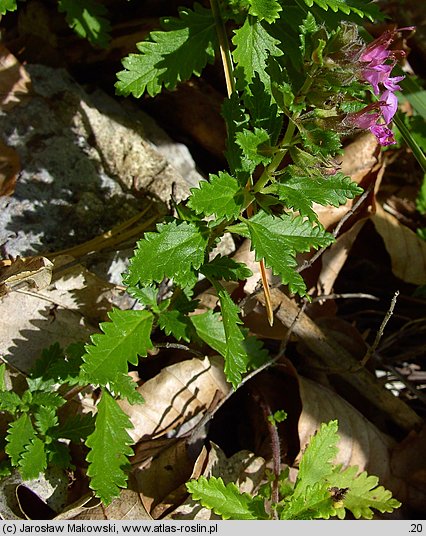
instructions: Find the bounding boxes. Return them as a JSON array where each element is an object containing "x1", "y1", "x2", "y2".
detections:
[
  {"x1": 296, "y1": 376, "x2": 395, "y2": 483},
  {"x1": 119, "y1": 356, "x2": 231, "y2": 443},
  {"x1": 0, "y1": 138, "x2": 20, "y2": 196},
  {"x1": 132, "y1": 439, "x2": 199, "y2": 517},
  {"x1": 317, "y1": 220, "x2": 366, "y2": 295},
  {"x1": 169, "y1": 443, "x2": 266, "y2": 520},
  {"x1": 0, "y1": 256, "x2": 53, "y2": 297},
  {"x1": 0, "y1": 44, "x2": 32, "y2": 111},
  {"x1": 372, "y1": 203, "x2": 426, "y2": 285},
  {"x1": 390, "y1": 426, "x2": 426, "y2": 514},
  {"x1": 0, "y1": 257, "x2": 116, "y2": 373}
]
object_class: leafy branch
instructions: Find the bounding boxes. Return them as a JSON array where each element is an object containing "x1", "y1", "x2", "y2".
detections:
[{"x1": 187, "y1": 420, "x2": 401, "y2": 520}]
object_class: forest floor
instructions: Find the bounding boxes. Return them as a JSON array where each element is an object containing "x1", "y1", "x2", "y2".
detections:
[{"x1": 0, "y1": 0, "x2": 425, "y2": 521}]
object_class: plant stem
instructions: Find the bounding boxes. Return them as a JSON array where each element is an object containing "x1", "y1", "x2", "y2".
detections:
[
  {"x1": 210, "y1": 0, "x2": 235, "y2": 96},
  {"x1": 210, "y1": 0, "x2": 274, "y2": 325}
]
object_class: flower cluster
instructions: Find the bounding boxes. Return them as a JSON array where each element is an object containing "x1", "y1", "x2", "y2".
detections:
[{"x1": 347, "y1": 27, "x2": 414, "y2": 146}]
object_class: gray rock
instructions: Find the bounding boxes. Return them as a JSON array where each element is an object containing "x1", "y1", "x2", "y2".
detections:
[{"x1": 0, "y1": 64, "x2": 203, "y2": 266}]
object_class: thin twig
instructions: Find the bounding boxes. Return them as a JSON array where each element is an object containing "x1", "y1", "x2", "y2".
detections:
[
  {"x1": 360, "y1": 290, "x2": 400, "y2": 367},
  {"x1": 251, "y1": 387, "x2": 281, "y2": 518},
  {"x1": 154, "y1": 342, "x2": 204, "y2": 357},
  {"x1": 311, "y1": 292, "x2": 379, "y2": 303}
]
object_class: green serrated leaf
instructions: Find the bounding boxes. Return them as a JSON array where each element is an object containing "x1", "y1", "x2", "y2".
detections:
[
  {"x1": 295, "y1": 420, "x2": 339, "y2": 497},
  {"x1": 191, "y1": 310, "x2": 268, "y2": 372},
  {"x1": 80, "y1": 309, "x2": 153, "y2": 395},
  {"x1": 232, "y1": 16, "x2": 283, "y2": 88},
  {"x1": 272, "y1": 172, "x2": 362, "y2": 221},
  {"x1": 48, "y1": 441, "x2": 72, "y2": 469},
  {"x1": 303, "y1": 0, "x2": 378, "y2": 19},
  {"x1": 201, "y1": 255, "x2": 253, "y2": 282},
  {"x1": 58, "y1": 0, "x2": 111, "y2": 47},
  {"x1": 111, "y1": 373, "x2": 145, "y2": 405},
  {"x1": 248, "y1": 0, "x2": 283, "y2": 23},
  {"x1": 217, "y1": 288, "x2": 250, "y2": 388},
  {"x1": 327, "y1": 465, "x2": 401, "y2": 519},
  {"x1": 5, "y1": 414, "x2": 36, "y2": 466},
  {"x1": 280, "y1": 482, "x2": 336, "y2": 519},
  {"x1": 56, "y1": 414, "x2": 96, "y2": 442},
  {"x1": 31, "y1": 343, "x2": 64, "y2": 379},
  {"x1": 19, "y1": 438, "x2": 47, "y2": 481},
  {"x1": 0, "y1": 391, "x2": 21, "y2": 414},
  {"x1": 35, "y1": 406, "x2": 58, "y2": 435},
  {"x1": 188, "y1": 172, "x2": 246, "y2": 220},
  {"x1": 245, "y1": 74, "x2": 283, "y2": 145},
  {"x1": 30, "y1": 342, "x2": 83, "y2": 387},
  {"x1": 246, "y1": 212, "x2": 334, "y2": 295},
  {"x1": 116, "y1": 4, "x2": 217, "y2": 98},
  {"x1": 301, "y1": 124, "x2": 342, "y2": 157},
  {"x1": 236, "y1": 127, "x2": 273, "y2": 170},
  {"x1": 222, "y1": 94, "x2": 251, "y2": 180},
  {"x1": 157, "y1": 310, "x2": 193, "y2": 342},
  {"x1": 0, "y1": 0, "x2": 17, "y2": 15},
  {"x1": 187, "y1": 476, "x2": 267, "y2": 520},
  {"x1": 127, "y1": 286, "x2": 159, "y2": 309},
  {"x1": 30, "y1": 391, "x2": 66, "y2": 410},
  {"x1": 86, "y1": 390, "x2": 134, "y2": 505},
  {"x1": 125, "y1": 220, "x2": 208, "y2": 289}
]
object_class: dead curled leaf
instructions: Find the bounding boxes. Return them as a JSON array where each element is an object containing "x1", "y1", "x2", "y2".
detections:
[
  {"x1": 372, "y1": 202, "x2": 426, "y2": 285},
  {"x1": 0, "y1": 44, "x2": 32, "y2": 111},
  {"x1": 119, "y1": 356, "x2": 231, "y2": 443},
  {"x1": 296, "y1": 376, "x2": 395, "y2": 481},
  {"x1": 0, "y1": 256, "x2": 53, "y2": 297},
  {"x1": 0, "y1": 138, "x2": 20, "y2": 196}
]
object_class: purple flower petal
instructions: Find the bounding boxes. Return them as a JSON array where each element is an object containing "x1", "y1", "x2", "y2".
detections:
[
  {"x1": 383, "y1": 75, "x2": 405, "y2": 92},
  {"x1": 361, "y1": 64, "x2": 392, "y2": 95},
  {"x1": 369, "y1": 124, "x2": 396, "y2": 146},
  {"x1": 379, "y1": 90, "x2": 398, "y2": 124}
]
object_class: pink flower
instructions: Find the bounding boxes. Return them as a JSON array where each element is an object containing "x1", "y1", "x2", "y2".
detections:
[
  {"x1": 355, "y1": 27, "x2": 414, "y2": 145},
  {"x1": 379, "y1": 90, "x2": 398, "y2": 124},
  {"x1": 361, "y1": 63, "x2": 392, "y2": 95},
  {"x1": 369, "y1": 125, "x2": 396, "y2": 146}
]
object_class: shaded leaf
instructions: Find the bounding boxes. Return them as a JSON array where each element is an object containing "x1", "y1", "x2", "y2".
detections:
[
  {"x1": 58, "y1": 0, "x2": 111, "y2": 47},
  {"x1": 157, "y1": 309, "x2": 192, "y2": 342},
  {"x1": 116, "y1": 4, "x2": 217, "y2": 98},
  {"x1": 280, "y1": 482, "x2": 336, "y2": 519},
  {"x1": 200, "y1": 255, "x2": 253, "y2": 282},
  {"x1": 0, "y1": 391, "x2": 21, "y2": 414},
  {"x1": 235, "y1": 127, "x2": 272, "y2": 170},
  {"x1": 55, "y1": 414, "x2": 96, "y2": 443}
]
